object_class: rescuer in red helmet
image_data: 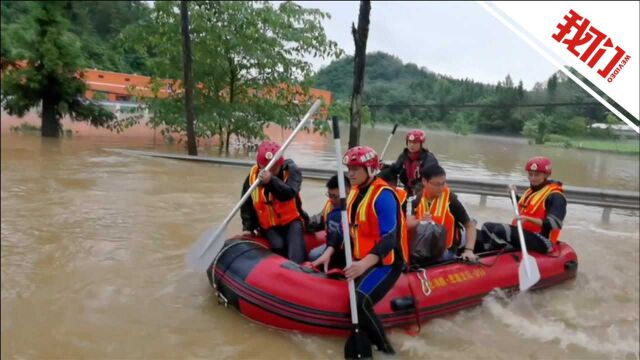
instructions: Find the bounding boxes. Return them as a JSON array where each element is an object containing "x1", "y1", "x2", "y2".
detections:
[
  {"x1": 477, "y1": 156, "x2": 567, "y2": 254},
  {"x1": 378, "y1": 129, "x2": 438, "y2": 196},
  {"x1": 240, "y1": 140, "x2": 307, "y2": 263},
  {"x1": 312, "y1": 146, "x2": 408, "y2": 355}
]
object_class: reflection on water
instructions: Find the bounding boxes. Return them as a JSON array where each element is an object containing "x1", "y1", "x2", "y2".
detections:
[{"x1": 1, "y1": 122, "x2": 638, "y2": 359}]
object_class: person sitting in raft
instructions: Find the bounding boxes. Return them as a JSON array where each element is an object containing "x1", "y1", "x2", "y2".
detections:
[
  {"x1": 378, "y1": 129, "x2": 438, "y2": 196},
  {"x1": 408, "y1": 164, "x2": 478, "y2": 262},
  {"x1": 312, "y1": 146, "x2": 409, "y2": 355},
  {"x1": 378, "y1": 164, "x2": 408, "y2": 213},
  {"x1": 477, "y1": 156, "x2": 566, "y2": 254},
  {"x1": 240, "y1": 140, "x2": 307, "y2": 264},
  {"x1": 305, "y1": 175, "x2": 350, "y2": 266}
]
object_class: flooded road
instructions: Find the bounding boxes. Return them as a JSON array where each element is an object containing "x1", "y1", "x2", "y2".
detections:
[{"x1": 1, "y1": 119, "x2": 639, "y2": 359}]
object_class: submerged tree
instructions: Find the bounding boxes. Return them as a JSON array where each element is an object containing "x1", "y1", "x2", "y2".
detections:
[
  {"x1": 1, "y1": 1, "x2": 115, "y2": 137},
  {"x1": 180, "y1": 0, "x2": 197, "y2": 155},
  {"x1": 349, "y1": 0, "x2": 371, "y2": 148},
  {"x1": 127, "y1": 1, "x2": 342, "y2": 152}
]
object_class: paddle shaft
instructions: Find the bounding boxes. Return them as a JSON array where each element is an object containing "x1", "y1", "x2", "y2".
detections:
[
  {"x1": 509, "y1": 189, "x2": 532, "y2": 273},
  {"x1": 194, "y1": 99, "x2": 322, "y2": 258},
  {"x1": 379, "y1": 123, "x2": 398, "y2": 161},
  {"x1": 331, "y1": 116, "x2": 359, "y2": 326}
]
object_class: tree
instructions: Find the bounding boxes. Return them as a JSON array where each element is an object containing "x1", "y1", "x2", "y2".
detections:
[
  {"x1": 349, "y1": 0, "x2": 371, "y2": 148},
  {"x1": 128, "y1": 1, "x2": 341, "y2": 152},
  {"x1": 180, "y1": 0, "x2": 197, "y2": 155},
  {"x1": 2, "y1": 1, "x2": 154, "y2": 75},
  {"x1": 522, "y1": 114, "x2": 550, "y2": 144},
  {"x1": 1, "y1": 1, "x2": 115, "y2": 137}
]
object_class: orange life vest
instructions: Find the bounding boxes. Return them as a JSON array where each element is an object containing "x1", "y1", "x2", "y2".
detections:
[
  {"x1": 346, "y1": 178, "x2": 409, "y2": 266},
  {"x1": 415, "y1": 186, "x2": 457, "y2": 249},
  {"x1": 395, "y1": 187, "x2": 408, "y2": 208},
  {"x1": 513, "y1": 182, "x2": 564, "y2": 244},
  {"x1": 321, "y1": 199, "x2": 334, "y2": 229},
  {"x1": 249, "y1": 165, "x2": 301, "y2": 230}
]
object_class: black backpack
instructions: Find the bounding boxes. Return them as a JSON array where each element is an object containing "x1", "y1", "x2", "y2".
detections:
[{"x1": 409, "y1": 221, "x2": 447, "y2": 267}]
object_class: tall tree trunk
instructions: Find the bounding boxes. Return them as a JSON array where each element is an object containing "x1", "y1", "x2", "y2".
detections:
[
  {"x1": 180, "y1": 0, "x2": 197, "y2": 156},
  {"x1": 226, "y1": 56, "x2": 236, "y2": 154},
  {"x1": 225, "y1": 129, "x2": 231, "y2": 153},
  {"x1": 41, "y1": 97, "x2": 60, "y2": 137},
  {"x1": 348, "y1": 0, "x2": 371, "y2": 149}
]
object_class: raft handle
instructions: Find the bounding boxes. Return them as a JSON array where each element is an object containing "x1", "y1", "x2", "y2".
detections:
[
  {"x1": 564, "y1": 260, "x2": 578, "y2": 271},
  {"x1": 217, "y1": 291, "x2": 229, "y2": 307},
  {"x1": 417, "y1": 269, "x2": 432, "y2": 296}
]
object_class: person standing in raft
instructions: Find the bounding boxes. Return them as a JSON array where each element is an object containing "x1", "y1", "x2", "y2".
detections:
[
  {"x1": 408, "y1": 164, "x2": 478, "y2": 262},
  {"x1": 312, "y1": 146, "x2": 409, "y2": 355},
  {"x1": 305, "y1": 175, "x2": 350, "y2": 266},
  {"x1": 240, "y1": 140, "x2": 307, "y2": 263},
  {"x1": 477, "y1": 156, "x2": 566, "y2": 254},
  {"x1": 379, "y1": 129, "x2": 438, "y2": 196}
]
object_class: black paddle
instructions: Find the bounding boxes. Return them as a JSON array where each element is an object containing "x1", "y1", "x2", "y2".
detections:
[
  {"x1": 379, "y1": 123, "x2": 398, "y2": 162},
  {"x1": 331, "y1": 116, "x2": 372, "y2": 360}
]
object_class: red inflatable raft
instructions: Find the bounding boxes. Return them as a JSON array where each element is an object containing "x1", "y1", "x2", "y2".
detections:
[{"x1": 206, "y1": 233, "x2": 578, "y2": 337}]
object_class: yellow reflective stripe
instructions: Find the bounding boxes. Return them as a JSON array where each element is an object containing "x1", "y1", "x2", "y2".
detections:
[
  {"x1": 347, "y1": 188, "x2": 357, "y2": 207},
  {"x1": 530, "y1": 185, "x2": 554, "y2": 212},
  {"x1": 358, "y1": 187, "x2": 375, "y2": 222},
  {"x1": 249, "y1": 166, "x2": 260, "y2": 203},
  {"x1": 347, "y1": 187, "x2": 359, "y2": 257},
  {"x1": 519, "y1": 188, "x2": 532, "y2": 207},
  {"x1": 369, "y1": 184, "x2": 393, "y2": 220},
  {"x1": 436, "y1": 191, "x2": 445, "y2": 216},
  {"x1": 519, "y1": 184, "x2": 564, "y2": 214},
  {"x1": 322, "y1": 200, "x2": 332, "y2": 220},
  {"x1": 268, "y1": 207, "x2": 276, "y2": 227}
]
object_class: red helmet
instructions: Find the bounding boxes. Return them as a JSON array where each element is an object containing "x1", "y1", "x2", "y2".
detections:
[
  {"x1": 256, "y1": 140, "x2": 284, "y2": 168},
  {"x1": 525, "y1": 156, "x2": 552, "y2": 175},
  {"x1": 406, "y1": 129, "x2": 426, "y2": 144},
  {"x1": 343, "y1": 146, "x2": 380, "y2": 176}
]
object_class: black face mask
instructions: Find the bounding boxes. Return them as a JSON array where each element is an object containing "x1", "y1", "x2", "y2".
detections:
[{"x1": 530, "y1": 179, "x2": 550, "y2": 191}]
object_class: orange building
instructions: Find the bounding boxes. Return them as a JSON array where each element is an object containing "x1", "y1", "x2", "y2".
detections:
[
  {"x1": 3, "y1": 61, "x2": 332, "y2": 109},
  {"x1": 82, "y1": 68, "x2": 332, "y2": 111}
]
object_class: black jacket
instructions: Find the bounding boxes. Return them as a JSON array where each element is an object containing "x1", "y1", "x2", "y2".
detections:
[
  {"x1": 380, "y1": 148, "x2": 438, "y2": 195},
  {"x1": 240, "y1": 159, "x2": 307, "y2": 232}
]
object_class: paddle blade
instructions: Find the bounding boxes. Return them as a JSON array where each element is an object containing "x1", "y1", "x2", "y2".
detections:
[
  {"x1": 344, "y1": 325, "x2": 372, "y2": 360},
  {"x1": 518, "y1": 253, "x2": 541, "y2": 292},
  {"x1": 185, "y1": 226, "x2": 226, "y2": 272}
]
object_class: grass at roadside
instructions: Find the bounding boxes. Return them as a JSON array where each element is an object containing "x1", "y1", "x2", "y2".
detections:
[{"x1": 545, "y1": 138, "x2": 639, "y2": 154}]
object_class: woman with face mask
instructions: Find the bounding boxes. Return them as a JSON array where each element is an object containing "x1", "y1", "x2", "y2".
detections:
[{"x1": 379, "y1": 129, "x2": 438, "y2": 196}]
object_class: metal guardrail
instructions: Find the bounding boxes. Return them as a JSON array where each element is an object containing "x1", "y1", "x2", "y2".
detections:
[{"x1": 107, "y1": 148, "x2": 640, "y2": 222}]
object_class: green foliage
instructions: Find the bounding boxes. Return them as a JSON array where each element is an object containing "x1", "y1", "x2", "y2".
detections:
[
  {"x1": 451, "y1": 112, "x2": 475, "y2": 135},
  {"x1": 313, "y1": 53, "x2": 623, "y2": 137},
  {"x1": 2, "y1": 1, "x2": 152, "y2": 75},
  {"x1": 586, "y1": 126, "x2": 616, "y2": 139},
  {"x1": 544, "y1": 134, "x2": 572, "y2": 148},
  {"x1": 522, "y1": 113, "x2": 551, "y2": 144},
  {"x1": 91, "y1": 92, "x2": 109, "y2": 101},
  {"x1": 565, "y1": 116, "x2": 587, "y2": 137},
  {"x1": 1, "y1": 1, "x2": 116, "y2": 136},
  {"x1": 606, "y1": 113, "x2": 620, "y2": 124},
  {"x1": 328, "y1": 100, "x2": 372, "y2": 129},
  {"x1": 9, "y1": 122, "x2": 40, "y2": 133},
  {"x1": 124, "y1": 1, "x2": 341, "y2": 150},
  {"x1": 9, "y1": 121, "x2": 74, "y2": 137}
]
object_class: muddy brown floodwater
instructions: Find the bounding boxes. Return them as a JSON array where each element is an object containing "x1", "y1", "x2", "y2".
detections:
[{"x1": 2, "y1": 116, "x2": 639, "y2": 359}]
